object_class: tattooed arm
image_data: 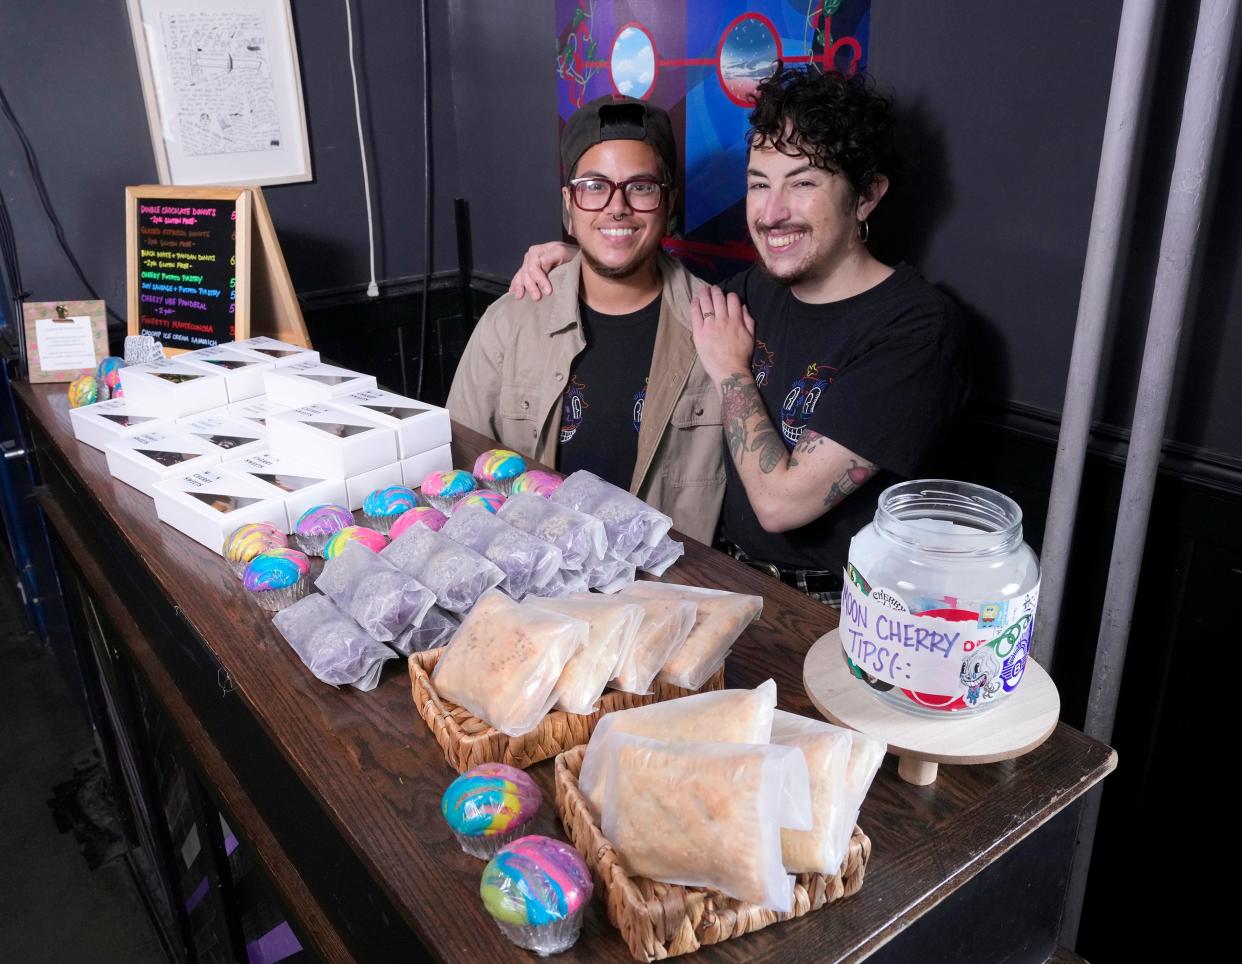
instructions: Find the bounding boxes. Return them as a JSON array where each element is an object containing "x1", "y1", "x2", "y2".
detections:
[{"x1": 693, "y1": 285, "x2": 878, "y2": 533}]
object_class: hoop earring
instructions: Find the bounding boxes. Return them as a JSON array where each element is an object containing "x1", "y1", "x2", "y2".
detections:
[{"x1": 857, "y1": 219, "x2": 870, "y2": 244}]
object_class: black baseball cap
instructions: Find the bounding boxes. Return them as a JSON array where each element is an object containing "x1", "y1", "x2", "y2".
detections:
[{"x1": 560, "y1": 95, "x2": 677, "y2": 181}]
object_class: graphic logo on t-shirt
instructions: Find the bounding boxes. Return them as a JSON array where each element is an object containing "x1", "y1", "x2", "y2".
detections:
[
  {"x1": 632, "y1": 377, "x2": 648, "y2": 433},
  {"x1": 560, "y1": 375, "x2": 588, "y2": 443},
  {"x1": 780, "y1": 362, "x2": 836, "y2": 446},
  {"x1": 751, "y1": 340, "x2": 775, "y2": 388}
]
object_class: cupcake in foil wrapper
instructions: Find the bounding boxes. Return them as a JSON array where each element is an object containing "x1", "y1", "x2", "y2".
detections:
[
  {"x1": 473, "y1": 449, "x2": 527, "y2": 496},
  {"x1": 293, "y1": 504, "x2": 354, "y2": 556},
  {"x1": 452, "y1": 490, "x2": 506, "y2": 515},
  {"x1": 389, "y1": 505, "x2": 448, "y2": 540},
  {"x1": 243, "y1": 548, "x2": 311, "y2": 611},
  {"x1": 224, "y1": 523, "x2": 288, "y2": 576},
  {"x1": 420, "y1": 469, "x2": 477, "y2": 512},
  {"x1": 323, "y1": 525, "x2": 388, "y2": 559},
  {"x1": 441, "y1": 763, "x2": 542, "y2": 859},
  {"x1": 361, "y1": 484, "x2": 420, "y2": 534},
  {"x1": 510, "y1": 470, "x2": 563, "y2": 499},
  {"x1": 480, "y1": 835, "x2": 592, "y2": 956}
]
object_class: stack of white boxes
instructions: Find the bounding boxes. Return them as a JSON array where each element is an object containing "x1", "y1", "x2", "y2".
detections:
[{"x1": 72, "y1": 338, "x2": 454, "y2": 555}]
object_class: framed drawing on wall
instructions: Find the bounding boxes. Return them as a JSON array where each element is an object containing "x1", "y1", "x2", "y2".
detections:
[{"x1": 126, "y1": 0, "x2": 312, "y2": 186}]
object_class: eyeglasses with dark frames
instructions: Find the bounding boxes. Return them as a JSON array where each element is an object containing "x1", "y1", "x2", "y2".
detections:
[{"x1": 567, "y1": 176, "x2": 670, "y2": 212}]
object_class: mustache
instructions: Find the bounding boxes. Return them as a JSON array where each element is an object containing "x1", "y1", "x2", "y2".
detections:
[{"x1": 753, "y1": 221, "x2": 811, "y2": 234}]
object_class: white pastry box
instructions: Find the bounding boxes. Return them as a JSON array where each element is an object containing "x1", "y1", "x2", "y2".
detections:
[
  {"x1": 262, "y1": 361, "x2": 376, "y2": 407},
  {"x1": 117, "y1": 358, "x2": 228, "y2": 417},
  {"x1": 229, "y1": 336, "x2": 320, "y2": 367},
  {"x1": 178, "y1": 345, "x2": 276, "y2": 401},
  {"x1": 104, "y1": 430, "x2": 222, "y2": 492},
  {"x1": 69, "y1": 398, "x2": 170, "y2": 451},
  {"x1": 153, "y1": 468, "x2": 288, "y2": 554},
  {"x1": 345, "y1": 462, "x2": 406, "y2": 512},
  {"x1": 399, "y1": 444, "x2": 454, "y2": 488},
  {"x1": 221, "y1": 448, "x2": 349, "y2": 530},
  {"x1": 222, "y1": 396, "x2": 290, "y2": 430},
  {"x1": 177, "y1": 413, "x2": 267, "y2": 460},
  {"x1": 265, "y1": 403, "x2": 398, "y2": 478},
  {"x1": 331, "y1": 388, "x2": 452, "y2": 458}
]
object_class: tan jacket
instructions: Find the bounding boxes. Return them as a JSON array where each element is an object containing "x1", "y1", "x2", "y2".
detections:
[{"x1": 446, "y1": 252, "x2": 724, "y2": 543}]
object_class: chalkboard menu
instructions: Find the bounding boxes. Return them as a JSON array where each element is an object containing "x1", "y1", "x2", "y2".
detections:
[{"x1": 126, "y1": 186, "x2": 252, "y2": 352}]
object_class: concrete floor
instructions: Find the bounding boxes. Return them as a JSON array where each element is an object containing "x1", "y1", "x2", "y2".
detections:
[{"x1": 0, "y1": 564, "x2": 166, "y2": 962}]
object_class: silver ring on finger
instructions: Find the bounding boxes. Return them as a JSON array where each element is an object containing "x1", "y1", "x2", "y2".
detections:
[{"x1": 701, "y1": 311, "x2": 715, "y2": 319}]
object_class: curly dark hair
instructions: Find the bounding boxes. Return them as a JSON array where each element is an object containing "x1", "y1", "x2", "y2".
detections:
[{"x1": 747, "y1": 67, "x2": 899, "y2": 197}]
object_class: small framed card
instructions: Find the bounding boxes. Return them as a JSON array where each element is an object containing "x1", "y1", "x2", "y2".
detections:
[{"x1": 23, "y1": 301, "x2": 108, "y2": 383}]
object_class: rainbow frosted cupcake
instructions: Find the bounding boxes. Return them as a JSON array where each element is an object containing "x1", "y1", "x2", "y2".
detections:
[
  {"x1": 510, "y1": 470, "x2": 563, "y2": 499},
  {"x1": 388, "y1": 505, "x2": 448, "y2": 540},
  {"x1": 224, "y1": 522, "x2": 289, "y2": 576},
  {"x1": 420, "y1": 469, "x2": 477, "y2": 512},
  {"x1": 242, "y1": 548, "x2": 310, "y2": 611},
  {"x1": 96, "y1": 356, "x2": 125, "y2": 399},
  {"x1": 441, "y1": 763, "x2": 542, "y2": 859},
  {"x1": 473, "y1": 449, "x2": 527, "y2": 495},
  {"x1": 480, "y1": 835, "x2": 593, "y2": 955},
  {"x1": 453, "y1": 490, "x2": 506, "y2": 515},
  {"x1": 293, "y1": 504, "x2": 354, "y2": 556},
  {"x1": 67, "y1": 375, "x2": 98, "y2": 408},
  {"x1": 361, "y1": 485, "x2": 420, "y2": 534},
  {"x1": 323, "y1": 525, "x2": 388, "y2": 559}
]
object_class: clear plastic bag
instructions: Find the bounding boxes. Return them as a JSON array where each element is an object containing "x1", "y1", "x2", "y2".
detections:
[
  {"x1": 538, "y1": 568, "x2": 590, "y2": 598},
  {"x1": 380, "y1": 525, "x2": 505, "y2": 613},
  {"x1": 624, "y1": 583, "x2": 763, "y2": 691},
  {"x1": 442, "y1": 507, "x2": 563, "y2": 600},
  {"x1": 579, "y1": 679, "x2": 777, "y2": 814},
  {"x1": 550, "y1": 470, "x2": 672, "y2": 557},
  {"x1": 314, "y1": 541, "x2": 436, "y2": 642},
  {"x1": 628, "y1": 534, "x2": 685, "y2": 577},
  {"x1": 273, "y1": 593, "x2": 398, "y2": 691},
  {"x1": 497, "y1": 492, "x2": 607, "y2": 569},
  {"x1": 770, "y1": 710, "x2": 885, "y2": 875},
  {"x1": 599, "y1": 733, "x2": 810, "y2": 911},
  {"x1": 584, "y1": 555, "x2": 637, "y2": 594},
  {"x1": 431, "y1": 590, "x2": 587, "y2": 736},
  {"x1": 525, "y1": 594, "x2": 645, "y2": 715},
  {"x1": 608, "y1": 588, "x2": 696, "y2": 694},
  {"x1": 390, "y1": 605, "x2": 460, "y2": 656}
]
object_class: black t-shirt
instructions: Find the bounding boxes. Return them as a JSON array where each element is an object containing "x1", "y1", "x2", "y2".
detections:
[
  {"x1": 555, "y1": 295, "x2": 661, "y2": 489},
  {"x1": 720, "y1": 263, "x2": 967, "y2": 572}
]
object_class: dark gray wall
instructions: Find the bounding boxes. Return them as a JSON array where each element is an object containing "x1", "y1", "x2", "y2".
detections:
[{"x1": 0, "y1": 0, "x2": 461, "y2": 312}]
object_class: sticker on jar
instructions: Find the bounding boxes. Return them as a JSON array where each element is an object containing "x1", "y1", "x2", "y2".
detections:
[{"x1": 840, "y1": 564, "x2": 1039, "y2": 712}]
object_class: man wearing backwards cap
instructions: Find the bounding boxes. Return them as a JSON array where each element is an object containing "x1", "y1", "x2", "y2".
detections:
[
  {"x1": 446, "y1": 95, "x2": 724, "y2": 543},
  {"x1": 508, "y1": 68, "x2": 966, "y2": 605}
]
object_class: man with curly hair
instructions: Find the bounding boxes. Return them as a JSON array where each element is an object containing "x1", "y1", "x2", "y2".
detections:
[{"x1": 510, "y1": 68, "x2": 967, "y2": 604}]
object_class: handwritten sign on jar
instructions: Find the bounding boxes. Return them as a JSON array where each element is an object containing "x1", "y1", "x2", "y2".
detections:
[{"x1": 125, "y1": 185, "x2": 252, "y2": 353}]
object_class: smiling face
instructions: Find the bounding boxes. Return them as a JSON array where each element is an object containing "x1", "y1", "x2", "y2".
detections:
[
  {"x1": 746, "y1": 137, "x2": 887, "y2": 299},
  {"x1": 562, "y1": 139, "x2": 670, "y2": 282}
]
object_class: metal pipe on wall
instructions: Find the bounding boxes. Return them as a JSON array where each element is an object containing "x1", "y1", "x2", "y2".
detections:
[
  {"x1": 1033, "y1": 0, "x2": 1162, "y2": 670},
  {"x1": 1061, "y1": 0, "x2": 1240, "y2": 945}
]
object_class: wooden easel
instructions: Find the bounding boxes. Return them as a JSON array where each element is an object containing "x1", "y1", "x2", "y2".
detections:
[{"x1": 126, "y1": 185, "x2": 311, "y2": 353}]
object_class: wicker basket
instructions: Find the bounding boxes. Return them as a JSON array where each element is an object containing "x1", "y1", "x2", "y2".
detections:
[
  {"x1": 408, "y1": 649, "x2": 726, "y2": 773},
  {"x1": 553, "y1": 743, "x2": 871, "y2": 961}
]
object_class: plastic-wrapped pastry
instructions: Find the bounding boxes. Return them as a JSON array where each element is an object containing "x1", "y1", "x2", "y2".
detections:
[
  {"x1": 441, "y1": 763, "x2": 542, "y2": 859},
  {"x1": 771, "y1": 710, "x2": 885, "y2": 876},
  {"x1": 441, "y1": 507, "x2": 563, "y2": 600},
  {"x1": 608, "y1": 588, "x2": 697, "y2": 694},
  {"x1": 628, "y1": 534, "x2": 685, "y2": 577},
  {"x1": 381, "y1": 525, "x2": 505, "y2": 613},
  {"x1": 624, "y1": 583, "x2": 763, "y2": 691},
  {"x1": 550, "y1": 470, "x2": 672, "y2": 557},
  {"x1": 600, "y1": 733, "x2": 810, "y2": 911},
  {"x1": 314, "y1": 541, "x2": 435, "y2": 642},
  {"x1": 583, "y1": 554, "x2": 637, "y2": 594},
  {"x1": 272, "y1": 593, "x2": 398, "y2": 691},
  {"x1": 525, "y1": 594, "x2": 644, "y2": 715},
  {"x1": 480, "y1": 835, "x2": 593, "y2": 956},
  {"x1": 390, "y1": 605, "x2": 460, "y2": 656},
  {"x1": 497, "y1": 493, "x2": 607, "y2": 569},
  {"x1": 431, "y1": 590, "x2": 587, "y2": 736},
  {"x1": 510, "y1": 469, "x2": 563, "y2": 498},
  {"x1": 578, "y1": 679, "x2": 778, "y2": 815}
]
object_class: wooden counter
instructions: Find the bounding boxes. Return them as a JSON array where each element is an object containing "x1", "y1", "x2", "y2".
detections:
[{"x1": 15, "y1": 380, "x2": 1115, "y2": 963}]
